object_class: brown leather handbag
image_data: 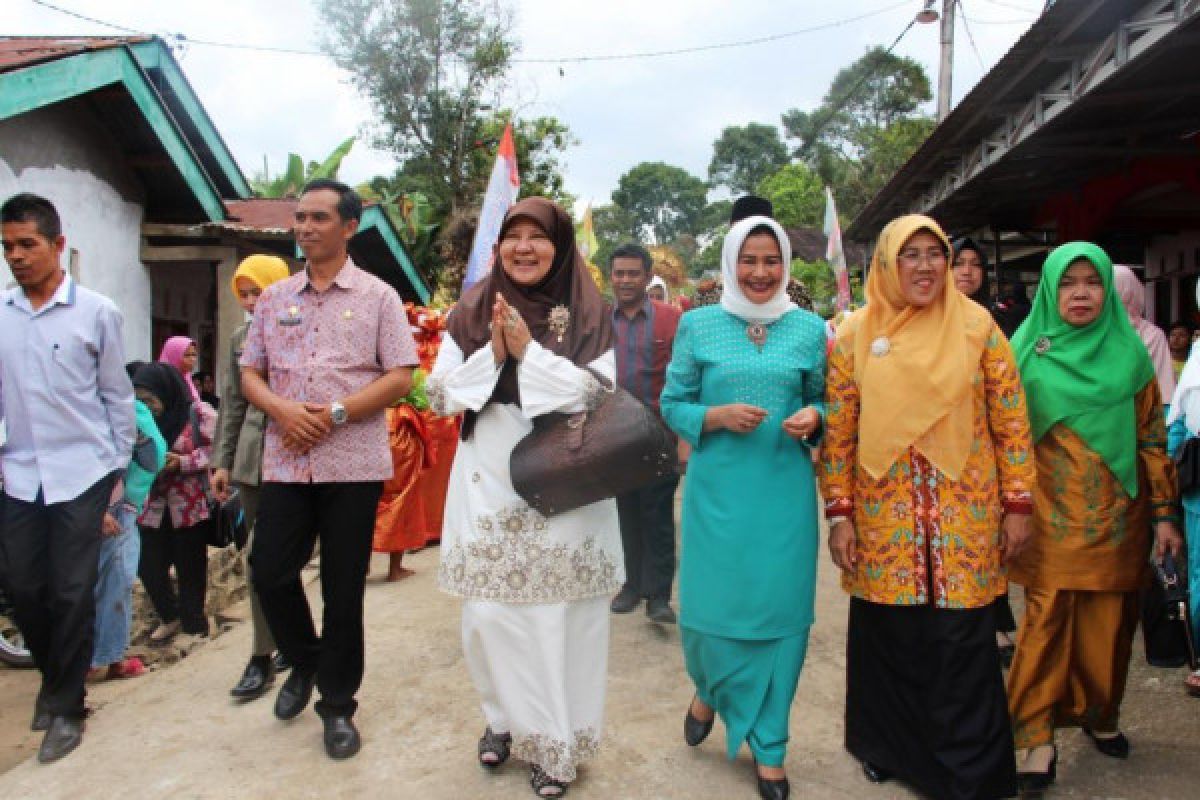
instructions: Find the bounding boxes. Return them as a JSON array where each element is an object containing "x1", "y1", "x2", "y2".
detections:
[{"x1": 510, "y1": 382, "x2": 678, "y2": 517}]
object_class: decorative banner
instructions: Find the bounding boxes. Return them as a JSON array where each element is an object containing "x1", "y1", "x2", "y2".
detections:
[
  {"x1": 576, "y1": 203, "x2": 599, "y2": 261},
  {"x1": 463, "y1": 123, "x2": 520, "y2": 291},
  {"x1": 824, "y1": 186, "x2": 852, "y2": 312}
]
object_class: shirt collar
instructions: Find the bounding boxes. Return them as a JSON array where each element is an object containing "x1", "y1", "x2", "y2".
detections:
[
  {"x1": 5, "y1": 271, "x2": 74, "y2": 314},
  {"x1": 297, "y1": 256, "x2": 360, "y2": 294},
  {"x1": 612, "y1": 295, "x2": 652, "y2": 321}
]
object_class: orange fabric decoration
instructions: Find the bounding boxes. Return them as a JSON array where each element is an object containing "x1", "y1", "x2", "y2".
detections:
[{"x1": 373, "y1": 405, "x2": 434, "y2": 554}]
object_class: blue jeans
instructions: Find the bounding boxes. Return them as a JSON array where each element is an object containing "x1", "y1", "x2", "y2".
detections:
[{"x1": 92, "y1": 506, "x2": 140, "y2": 668}]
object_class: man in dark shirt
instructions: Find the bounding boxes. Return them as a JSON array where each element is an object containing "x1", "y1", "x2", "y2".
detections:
[{"x1": 608, "y1": 243, "x2": 682, "y2": 624}]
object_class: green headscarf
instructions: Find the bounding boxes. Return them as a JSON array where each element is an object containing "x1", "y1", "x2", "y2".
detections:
[{"x1": 1010, "y1": 242, "x2": 1155, "y2": 497}]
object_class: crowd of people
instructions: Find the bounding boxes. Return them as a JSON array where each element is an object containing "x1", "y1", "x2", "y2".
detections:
[{"x1": 1, "y1": 181, "x2": 1198, "y2": 800}]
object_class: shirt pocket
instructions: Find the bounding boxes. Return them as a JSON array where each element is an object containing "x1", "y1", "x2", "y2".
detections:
[{"x1": 48, "y1": 331, "x2": 98, "y2": 393}]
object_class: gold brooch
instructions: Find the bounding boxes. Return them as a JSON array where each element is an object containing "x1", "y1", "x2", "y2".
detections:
[
  {"x1": 1035, "y1": 336, "x2": 1051, "y2": 355},
  {"x1": 547, "y1": 305, "x2": 570, "y2": 343}
]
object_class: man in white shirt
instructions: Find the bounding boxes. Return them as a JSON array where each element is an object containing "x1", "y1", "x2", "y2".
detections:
[{"x1": 0, "y1": 193, "x2": 135, "y2": 763}]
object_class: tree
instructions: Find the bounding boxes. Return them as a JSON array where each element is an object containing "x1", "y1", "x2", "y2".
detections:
[
  {"x1": 707, "y1": 123, "x2": 789, "y2": 194},
  {"x1": 319, "y1": 0, "x2": 514, "y2": 214},
  {"x1": 781, "y1": 46, "x2": 934, "y2": 219},
  {"x1": 252, "y1": 137, "x2": 356, "y2": 198},
  {"x1": 756, "y1": 163, "x2": 824, "y2": 229},
  {"x1": 590, "y1": 204, "x2": 639, "y2": 272},
  {"x1": 611, "y1": 162, "x2": 709, "y2": 245}
]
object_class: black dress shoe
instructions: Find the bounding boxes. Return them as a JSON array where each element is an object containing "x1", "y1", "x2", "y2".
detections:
[
  {"x1": 610, "y1": 585, "x2": 640, "y2": 614},
  {"x1": 322, "y1": 714, "x2": 361, "y2": 760},
  {"x1": 646, "y1": 597, "x2": 677, "y2": 625},
  {"x1": 273, "y1": 669, "x2": 316, "y2": 721},
  {"x1": 1083, "y1": 729, "x2": 1130, "y2": 758},
  {"x1": 37, "y1": 717, "x2": 84, "y2": 763},
  {"x1": 683, "y1": 696, "x2": 714, "y2": 746},
  {"x1": 31, "y1": 706, "x2": 51, "y2": 732},
  {"x1": 272, "y1": 652, "x2": 291, "y2": 673},
  {"x1": 231, "y1": 656, "x2": 275, "y2": 700},
  {"x1": 756, "y1": 774, "x2": 789, "y2": 800},
  {"x1": 861, "y1": 761, "x2": 892, "y2": 783}
]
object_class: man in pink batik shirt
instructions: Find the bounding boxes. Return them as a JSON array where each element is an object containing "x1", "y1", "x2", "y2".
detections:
[{"x1": 240, "y1": 179, "x2": 416, "y2": 761}]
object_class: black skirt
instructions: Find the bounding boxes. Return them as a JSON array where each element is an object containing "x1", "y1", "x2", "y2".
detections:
[{"x1": 845, "y1": 598, "x2": 1017, "y2": 800}]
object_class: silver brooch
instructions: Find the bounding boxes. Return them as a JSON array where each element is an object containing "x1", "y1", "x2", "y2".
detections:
[
  {"x1": 1035, "y1": 336, "x2": 1051, "y2": 355},
  {"x1": 870, "y1": 336, "x2": 891, "y2": 357},
  {"x1": 547, "y1": 304, "x2": 570, "y2": 343}
]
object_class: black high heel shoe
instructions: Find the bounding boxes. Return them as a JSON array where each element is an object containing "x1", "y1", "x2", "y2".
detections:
[
  {"x1": 683, "y1": 696, "x2": 714, "y2": 747},
  {"x1": 1017, "y1": 745, "x2": 1057, "y2": 793},
  {"x1": 752, "y1": 758, "x2": 789, "y2": 800},
  {"x1": 1083, "y1": 728, "x2": 1130, "y2": 758}
]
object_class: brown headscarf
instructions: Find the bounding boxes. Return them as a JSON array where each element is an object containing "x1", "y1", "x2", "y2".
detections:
[{"x1": 448, "y1": 197, "x2": 613, "y2": 438}]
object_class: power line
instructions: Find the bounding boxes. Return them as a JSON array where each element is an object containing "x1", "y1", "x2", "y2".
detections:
[
  {"x1": 27, "y1": 0, "x2": 919, "y2": 65},
  {"x1": 958, "y1": 0, "x2": 988, "y2": 69},
  {"x1": 510, "y1": 1, "x2": 915, "y2": 64}
]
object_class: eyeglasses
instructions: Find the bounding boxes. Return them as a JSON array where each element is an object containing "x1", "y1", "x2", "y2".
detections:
[{"x1": 897, "y1": 249, "x2": 948, "y2": 268}]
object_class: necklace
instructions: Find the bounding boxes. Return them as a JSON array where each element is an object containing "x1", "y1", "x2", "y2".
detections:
[{"x1": 746, "y1": 322, "x2": 767, "y2": 351}]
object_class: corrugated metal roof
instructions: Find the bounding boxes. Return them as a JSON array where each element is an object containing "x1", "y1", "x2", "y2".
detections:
[{"x1": 0, "y1": 35, "x2": 152, "y2": 73}]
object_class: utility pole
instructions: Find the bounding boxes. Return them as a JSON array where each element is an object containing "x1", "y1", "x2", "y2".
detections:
[{"x1": 937, "y1": 0, "x2": 956, "y2": 121}]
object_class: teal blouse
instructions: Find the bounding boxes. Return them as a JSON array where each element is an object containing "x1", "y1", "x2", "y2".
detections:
[{"x1": 661, "y1": 305, "x2": 827, "y2": 639}]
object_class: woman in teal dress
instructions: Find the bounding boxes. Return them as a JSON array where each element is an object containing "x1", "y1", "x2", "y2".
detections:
[{"x1": 660, "y1": 213, "x2": 826, "y2": 800}]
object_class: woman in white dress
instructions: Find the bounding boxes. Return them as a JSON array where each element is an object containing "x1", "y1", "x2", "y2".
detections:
[{"x1": 428, "y1": 197, "x2": 621, "y2": 798}]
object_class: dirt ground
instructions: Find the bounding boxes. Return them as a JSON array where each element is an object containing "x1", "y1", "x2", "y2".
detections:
[{"x1": 2, "y1": 542, "x2": 1199, "y2": 799}]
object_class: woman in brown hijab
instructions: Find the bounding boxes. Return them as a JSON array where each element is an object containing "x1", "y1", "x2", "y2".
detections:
[{"x1": 428, "y1": 198, "x2": 620, "y2": 798}]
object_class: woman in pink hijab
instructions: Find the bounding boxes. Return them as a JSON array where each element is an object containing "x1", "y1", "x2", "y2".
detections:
[
  {"x1": 158, "y1": 336, "x2": 201, "y2": 402},
  {"x1": 1114, "y1": 265, "x2": 1176, "y2": 402}
]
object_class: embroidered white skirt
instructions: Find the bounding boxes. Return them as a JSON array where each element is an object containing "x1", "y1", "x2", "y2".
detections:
[{"x1": 462, "y1": 596, "x2": 610, "y2": 782}]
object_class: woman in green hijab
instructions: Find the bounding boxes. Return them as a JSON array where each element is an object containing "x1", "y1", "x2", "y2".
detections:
[{"x1": 1005, "y1": 242, "x2": 1184, "y2": 793}]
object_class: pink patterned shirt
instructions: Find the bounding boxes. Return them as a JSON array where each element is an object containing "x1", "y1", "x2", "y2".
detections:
[{"x1": 240, "y1": 258, "x2": 418, "y2": 483}]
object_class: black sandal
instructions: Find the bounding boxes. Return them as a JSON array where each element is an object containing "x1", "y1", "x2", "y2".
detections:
[
  {"x1": 477, "y1": 727, "x2": 511, "y2": 768},
  {"x1": 530, "y1": 765, "x2": 569, "y2": 797}
]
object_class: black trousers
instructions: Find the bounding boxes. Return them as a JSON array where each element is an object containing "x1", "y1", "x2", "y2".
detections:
[
  {"x1": 250, "y1": 480, "x2": 382, "y2": 717},
  {"x1": 0, "y1": 474, "x2": 115, "y2": 719},
  {"x1": 138, "y1": 515, "x2": 209, "y2": 635},
  {"x1": 616, "y1": 474, "x2": 680, "y2": 602}
]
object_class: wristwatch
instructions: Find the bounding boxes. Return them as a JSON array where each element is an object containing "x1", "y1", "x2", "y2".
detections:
[{"x1": 330, "y1": 401, "x2": 349, "y2": 426}]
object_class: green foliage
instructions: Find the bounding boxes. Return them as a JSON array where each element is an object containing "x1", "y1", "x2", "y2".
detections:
[
  {"x1": 756, "y1": 163, "x2": 824, "y2": 229},
  {"x1": 476, "y1": 114, "x2": 578, "y2": 210},
  {"x1": 319, "y1": 0, "x2": 515, "y2": 214},
  {"x1": 707, "y1": 123, "x2": 789, "y2": 194},
  {"x1": 782, "y1": 46, "x2": 934, "y2": 219},
  {"x1": 791, "y1": 259, "x2": 837, "y2": 317},
  {"x1": 611, "y1": 162, "x2": 709, "y2": 245},
  {"x1": 590, "y1": 204, "x2": 638, "y2": 271},
  {"x1": 252, "y1": 137, "x2": 356, "y2": 198},
  {"x1": 400, "y1": 368, "x2": 429, "y2": 411}
]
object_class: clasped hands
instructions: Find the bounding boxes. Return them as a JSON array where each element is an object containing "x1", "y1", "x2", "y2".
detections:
[
  {"x1": 491, "y1": 293, "x2": 533, "y2": 363},
  {"x1": 710, "y1": 403, "x2": 819, "y2": 440},
  {"x1": 277, "y1": 400, "x2": 335, "y2": 454}
]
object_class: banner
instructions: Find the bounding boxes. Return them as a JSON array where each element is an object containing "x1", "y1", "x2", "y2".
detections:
[
  {"x1": 463, "y1": 123, "x2": 520, "y2": 290},
  {"x1": 824, "y1": 186, "x2": 852, "y2": 312}
]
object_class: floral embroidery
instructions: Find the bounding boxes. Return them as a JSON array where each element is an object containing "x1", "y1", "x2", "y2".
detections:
[
  {"x1": 511, "y1": 728, "x2": 600, "y2": 782},
  {"x1": 426, "y1": 374, "x2": 449, "y2": 415},
  {"x1": 439, "y1": 505, "x2": 620, "y2": 603}
]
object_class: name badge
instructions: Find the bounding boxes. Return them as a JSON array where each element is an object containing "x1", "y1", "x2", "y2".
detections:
[{"x1": 278, "y1": 316, "x2": 303, "y2": 327}]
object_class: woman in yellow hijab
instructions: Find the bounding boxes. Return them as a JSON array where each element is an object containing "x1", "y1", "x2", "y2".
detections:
[
  {"x1": 212, "y1": 254, "x2": 292, "y2": 701},
  {"x1": 819, "y1": 215, "x2": 1035, "y2": 800}
]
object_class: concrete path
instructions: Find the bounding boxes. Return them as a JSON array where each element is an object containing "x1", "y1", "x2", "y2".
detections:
[{"x1": 1, "y1": 545, "x2": 1198, "y2": 799}]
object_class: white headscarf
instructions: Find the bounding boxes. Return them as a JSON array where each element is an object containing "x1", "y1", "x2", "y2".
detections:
[
  {"x1": 719, "y1": 215, "x2": 796, "y2": 324},
  {"x1": 648, "y1": 275, "x2": 669, "y2": 302},
  {"x1": 1167, "y1": 281, "x2": 1200, "y2": 430}
]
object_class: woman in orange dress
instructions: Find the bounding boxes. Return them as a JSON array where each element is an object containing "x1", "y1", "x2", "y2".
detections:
[{"x1": 821, "y1": 214, "x2": 1035, "y2": 800}]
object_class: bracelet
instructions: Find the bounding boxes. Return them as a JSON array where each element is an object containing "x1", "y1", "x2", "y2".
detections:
[{"x1": 827, "y1": 515, "x2": 851, "y2": 526}]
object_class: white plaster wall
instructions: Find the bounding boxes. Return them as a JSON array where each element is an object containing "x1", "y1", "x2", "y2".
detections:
[{"x1": 0, "y1": 105, "x2": 153, "y2": 360}]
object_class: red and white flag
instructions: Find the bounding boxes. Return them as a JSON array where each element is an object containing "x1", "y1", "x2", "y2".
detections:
[
  {"x1": 824, "y1": 186, "x2": 852, "y2": 312},
  {"x1": 464, "y1": 123, "x2": 520, "y2": 290}
]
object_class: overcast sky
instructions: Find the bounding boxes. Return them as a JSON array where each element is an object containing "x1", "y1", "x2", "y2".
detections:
[{"x1": 9, "y1": 0, "x2": 1041, "y2": 211}]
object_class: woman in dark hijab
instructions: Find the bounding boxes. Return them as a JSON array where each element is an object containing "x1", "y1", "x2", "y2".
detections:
[
  {"x1": 132, "y1": 362, "x2": 216, "y2": 645},
  {"x1": 429, "y1": 197, "x2": 620, "y2": 797},
  {"x1": 951, "y1": 237, "x2": 1020, "y2": 665}
]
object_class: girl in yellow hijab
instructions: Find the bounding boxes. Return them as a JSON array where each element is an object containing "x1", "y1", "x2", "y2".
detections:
[{"x1": 819, "y1": 215, "x2": 1035, "y2": 800}]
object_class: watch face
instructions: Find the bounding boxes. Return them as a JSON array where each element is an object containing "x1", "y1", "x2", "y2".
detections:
[{"x1": 333, "y1": 405, "x2": 348, "y2": 424}]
